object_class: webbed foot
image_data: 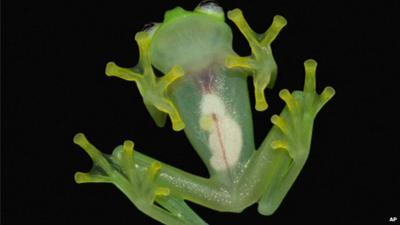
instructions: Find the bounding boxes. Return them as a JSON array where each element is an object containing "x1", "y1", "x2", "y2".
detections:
[
  {"x1": 73, "y1": 133, "x2": 208, "y2": 225},
  {"x1": 105, "y1": 31, "x2": 185, "y2": 131},
  {"x1": 73, "y1": 133, "x2": 169, "y2": 205},
  {"x1": 270, "y1": 59, "x2": 335, "y2": 160},
  {"x1": 73, "y1": 134, "x2": 178, "y2": 223},
  {"x1": 256, "y1": 60, "x2": 334, "y2": 215},
  {"x1": 225, "y1": 9, "x2": 287, "y2": 111}
]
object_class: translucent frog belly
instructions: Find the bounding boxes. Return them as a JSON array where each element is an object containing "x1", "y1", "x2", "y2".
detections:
[
  {"x1": 168, "y1": 65, "x2": 255, "y2": 181},
  {"x1": 147, "y1": 8, "x2": 255, "y2": 181}
]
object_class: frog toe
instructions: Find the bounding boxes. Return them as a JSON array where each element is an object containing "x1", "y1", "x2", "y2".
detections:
[{"x1": 302, "y1": 59, "x2": 336, "y2": 116}]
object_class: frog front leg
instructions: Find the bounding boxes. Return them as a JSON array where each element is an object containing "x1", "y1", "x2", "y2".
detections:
[
  {"x1": 225, "y1": 8, "x2": 287, "y2": 111},
  {"x1": 105, "y1": 31, "x2": 185, "y2": 131}
]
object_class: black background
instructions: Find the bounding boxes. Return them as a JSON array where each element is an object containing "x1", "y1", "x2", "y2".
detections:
[{"x1": 3, "y1": 0, "x2": 400, "y2": 224}]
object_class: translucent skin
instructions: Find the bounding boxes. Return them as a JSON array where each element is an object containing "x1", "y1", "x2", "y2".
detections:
[{"x1": 73, "y1": 3, "x2": 335, "y2": 225}]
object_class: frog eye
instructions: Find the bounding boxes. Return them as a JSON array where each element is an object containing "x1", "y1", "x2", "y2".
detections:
[
  {"x1": 195, "y1": 0, "x2": 224, "y2": 20},
  {"x1": 141, "y1": 22, "x2": 160, "y2": 37}
]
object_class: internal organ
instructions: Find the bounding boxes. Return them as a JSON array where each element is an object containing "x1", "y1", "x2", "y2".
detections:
[{"x1": 199, "y1": 93, "x2": 242, "y2": 171}]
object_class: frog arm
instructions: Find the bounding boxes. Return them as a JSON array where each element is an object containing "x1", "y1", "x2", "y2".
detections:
[
  {"x1": 241, "y1": 60, "x2": 335, "y2": 215},
  {"x1": 73, "y1": 133, "x2": 209, "y2": 225},
  {"x1": 105, "y1": 31, "x2": 185, "y2": 131},
  {"x1": 225, "y1": 9, "x2": 287, "y2": 111}
]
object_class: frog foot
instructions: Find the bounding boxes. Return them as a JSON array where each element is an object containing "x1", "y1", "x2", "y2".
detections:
[
  {"x1": 269, "y1": 59, "x2": 335, "y2": 160},
  {"x1": 105, "y1": 31, "x2": 185, "y2": 131},
  {"x1": 225, "y1": 8, "x2": 287, "y2": 111},
  {"x1": 74, "y1": 133, "x2": 209, "y2": 225},
  {"x1": 73, "y1": 133, "x2": 170, "y2": 208}
]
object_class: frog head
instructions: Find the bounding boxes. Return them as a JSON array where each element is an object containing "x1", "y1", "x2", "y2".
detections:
[{"x1": 147, "y1": 2, "x2": 233, "y2": 74}]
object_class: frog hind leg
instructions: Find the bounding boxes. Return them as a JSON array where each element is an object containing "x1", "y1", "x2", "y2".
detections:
[
  {"x1": 73, "y1": 133, "x2": 208, "y2": 225},
  {"x1": 257, "y1": 60, "x2": 335, "y2": 215}
]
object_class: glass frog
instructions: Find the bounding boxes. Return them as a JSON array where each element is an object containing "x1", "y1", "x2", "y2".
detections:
[{"x1": 73, "y1": 2, "x2": 335, "y2": 224}]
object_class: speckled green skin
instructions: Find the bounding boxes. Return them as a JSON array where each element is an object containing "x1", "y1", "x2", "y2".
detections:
[{"x1": 73, "y1": 4, "x2": 335, "y2": 225}]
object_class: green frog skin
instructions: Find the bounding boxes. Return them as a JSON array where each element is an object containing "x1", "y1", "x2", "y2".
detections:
[{"x1": 73, "y1": 2, "x2": 335, "y2": 224}]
